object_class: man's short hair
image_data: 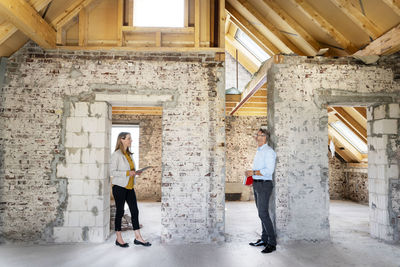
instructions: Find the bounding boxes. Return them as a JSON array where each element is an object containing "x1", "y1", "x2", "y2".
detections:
[{"x1": 259, "y1": 128, "x2": 270, "y2": 141}]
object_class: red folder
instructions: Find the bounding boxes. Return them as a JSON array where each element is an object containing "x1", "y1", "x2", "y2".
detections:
[{"x1": 243, "y1": 176, "x2": 253, "y2": 186}]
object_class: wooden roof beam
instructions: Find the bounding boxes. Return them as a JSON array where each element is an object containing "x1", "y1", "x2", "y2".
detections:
[
  {"x1": 0, "y1": 0, "x2": 52, "y2": 45},
  {"x1": 382, "y1": 0, "x2": 400, "y2": 17},
  {"x1": 290, "y1": 0, "x2": 359, "y2": 54},
  {"x1": 225, "y1": 2, "x2": 280, "y2": 55},
  {"x1": 329, "y1": 0, "x2": 383, "y2": 39},
  {"x1": 235, "y1": 0, "x2": 304, "y2": 55},
  {"x1": 261, "y1": 0, "x2": 320, "y2": 54},
  {"x1": 53, "y1": 0, "x2": 100, "y2": 28},
  {"x1": 0, "y1": 0, "x2": 56, "y2": 48},
  {"x1": 354, "y1": 23, "x2": 400, "y2": 56},
  {"x1": 332, "y1": 106, "x2": 367, "y2": 142},
  {"x1": 328, "y1": 125, "x2": 363, "y2": 162},
  {"x1": 328, "y1": 135, "x2": 353, "y2": 162}
]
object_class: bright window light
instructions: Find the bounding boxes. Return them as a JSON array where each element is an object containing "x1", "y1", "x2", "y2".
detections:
[
  {"x1": 134, "y1": 0, "x2": 184, "y2": 27},
  {"x1": 111, "y1": 125, "x2": 140, "y2": 168},
  {"x1": 331, "y1": 121, "x2": 368, "y2": 154},
  {"x1": 235, "y1": 29, "x2": 270, "y2": 62}
]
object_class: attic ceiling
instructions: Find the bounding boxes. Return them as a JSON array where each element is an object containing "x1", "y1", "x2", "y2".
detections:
[{"x1": 1, "y1": 0, "x2": 398, "y2": 163}]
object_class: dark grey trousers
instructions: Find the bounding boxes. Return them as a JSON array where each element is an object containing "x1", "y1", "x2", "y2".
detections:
[{"x1": 253, "y1": 180, "x2": 276, "y2": 246}]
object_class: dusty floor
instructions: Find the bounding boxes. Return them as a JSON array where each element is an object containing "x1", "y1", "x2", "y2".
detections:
[{"x1": 0, "y1": 200, "x2": 399, "y2": 267}]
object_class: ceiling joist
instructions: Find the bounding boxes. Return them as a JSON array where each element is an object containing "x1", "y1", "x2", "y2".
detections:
[
  {"x1": 236, "y1": 0, "x2": 304, "y2": 55},
  {"x1": 290, "y1": 0, "x2": 359, "y2": 54},
  {"x1": 381, "y1": 0, "x2": 400, "y2": 17}
]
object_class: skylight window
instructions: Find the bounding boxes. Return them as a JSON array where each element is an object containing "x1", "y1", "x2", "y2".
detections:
[
  {"x1": 235, "y1": 29, "x2": 270, "y2": 62},
  {"x1": 134, "y1": 0, "x2": 184, "y2": 27},
  {"x1": 330, "y1": 121, "x2": 368, "y2": 154}
]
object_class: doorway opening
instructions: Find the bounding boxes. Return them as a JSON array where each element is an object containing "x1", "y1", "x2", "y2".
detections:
[
  {"x1": 109, "y1": 106, "x2": 163, "y2": 243},
  {"x1": 327, "y1": 106, "x2": 369, "y2": 240}
]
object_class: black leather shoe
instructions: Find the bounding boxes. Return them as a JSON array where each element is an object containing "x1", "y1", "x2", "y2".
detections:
[
  {"x1": 261, "y1": 244, "x2": 276, "y2": 253},
  {"x1": 249, "y1": 239, "x2": 266, "y2": 247},
  {"x1": 115, "y1": 240, "x2": 129, "y2": 248},
  {"x1": 134, "y1": 239, "x2": 151, "y2": 247}
]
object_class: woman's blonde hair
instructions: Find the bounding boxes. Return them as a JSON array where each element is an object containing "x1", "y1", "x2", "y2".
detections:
[{"x1": 114, "y1": 132, "x2": 133, "y2": 155}]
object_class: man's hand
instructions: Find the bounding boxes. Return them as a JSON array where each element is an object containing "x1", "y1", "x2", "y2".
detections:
[{"x1": 245, "y1": 170, "x2": 253, "y2": 177}]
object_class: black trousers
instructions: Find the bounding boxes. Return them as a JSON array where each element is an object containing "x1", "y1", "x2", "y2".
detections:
[
  {"x1": 253, "y1": 180, "x2": 276, "y2": 246},
  {"x1": 112, "y1": 185, "x2": 140, "y2": 231}
]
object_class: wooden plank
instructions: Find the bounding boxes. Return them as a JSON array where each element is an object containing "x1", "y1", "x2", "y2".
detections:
[
  {"x1": 122, "y1": 26, "x2": 194, "y2": 33},
  {"x1": 210, "y1": 0, "x2": 215, "y2": 46},
  {"x1": 57, "y1": 27, "x2": 66, "y2": 45},
  {"x1": 329, "y1": 0, "x2": 382, "y2": 39},
  {"x1": 354, "y1": 107, "x2": 367, "y2": 119},
  {"x1": 354, "y1": 23, "x2": 400, "y2": 56},
  {"x1": 155, "y1": 31, "x2": 161, "y2": 47},
  {"x1": 290, "y1": 0, "x2": 359, "y2": 54},
  {"x1": 54, "y1": 0, "x2": 100, "y2": 28},
  {"x1": 226, "y1": 94, "x2": 241, "y2": 102},
  {"x1": 226, "y1": 2, "x2": 279, "y2": 55},
  {"x1": 381, "y1": 0, "x2": 400, "y2": 17},
  {"x1": 184, "y1": 0, "x2": 189, "y2": 27},
  {"x1": 236, "y1": 0, "x2": 304, "y2": 55},
  {"x1": 0, "y1": 0, "x2": 56, "y2": 48},
  {"x1": 78, "y1": 8, "x2": 88, "y2": 46},
  {"x1": 219, "y1": 0, "x2": 225, "y2": 48},
  {"x1": 112, "y1": 110, "x2": 162, "y2": 115},
  {"x1": 261, "y1": 0, "x2": 320, "y2": 54},
  {"x1": 128, "y1": 0, "x2": 133, "y2": 26},
  {"x1": 194, "y1": 0, "x2": 200, "y2": 47},
  {"x1": 253, "y1": 90, "x2": 267, "y2": 97},
  {"x1": 117, "y1": 0, "x2": 123, "y2": 46},
  {"x1": 246, "y1": 97, "x2": 267, "y2": 103},
  {"x1": 112, "y1": 106, "x2": 162, "y2": 111},
  {"x1": 56, "y1": 45, "x2": 224, "y2": 52},
  {"x1": 332, "y1": 106, "x2": 367, "y2": 142},
  {"x1": 328, "y1": 135, "x2": 353, "y2": 162}
]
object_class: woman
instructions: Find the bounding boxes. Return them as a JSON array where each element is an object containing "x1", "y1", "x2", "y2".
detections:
[{"x1": 111, "y1": 132, "x2": 151, "y2": 248}]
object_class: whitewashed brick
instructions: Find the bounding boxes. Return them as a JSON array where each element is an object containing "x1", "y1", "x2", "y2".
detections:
[
  {"x1": 65, "y1": 148, "x2": 81, "y2": 164},
  {"x1": 373, "y1": 105, "x2": 386, "y2": 120},
  {"x1": 65, "y1": 164, "x2": 89, "y2": 179},
  {"x1": 67, "y1": 179, "x2": 84, "y2": 195},
  {"x1": 373, "y1": 119, "x2": 397, "y2": 134},
  {"x1": 368, "y1": 164, "x2": 378, "y2": 179},
  {"x1": 88, "y1": 226, "x2": 108, "y2": 242},
  {"x1": 67, "y1": 195, "x2": 89, "y2": 211},
  {"x1": 376, "y1": 164, "x2": 388, "y2": 178},
  {"x1": 88, "y1": 196, "x2": 109, "y2": 212},
  {"x1": 79, "y1": 211, "x2": 96, "y2": 227},
  {"x1": 90, "y1": 102, "x2": 108, "y2": 118},
  {"x1": 57, "y1": 163, "x2": 69, "y2": 178},
  {"x1": 66, "y1": 211, "x2": 80, "y2": 227},
  {"x1": 388, "y1": 165, "x2": 398, "y2": 179},
  {"x1": 74, "y1": 102, "x2": 89, "y2": 117},
  {"x1": 376, "y1": 194, "x2": 389, "y2": 210},
  {"x1": 81, "y1": 118, "x2": 98, "y2": 132},
  {"x1": 388, "y1": 103, "x2": 400, "y2": 119},
  {"x1": 53, "y1": 227, "x2": 83, "y2": 242},
  {"x1": 65, "y1": 132, "x2": 88, "y2": 148},
  {"x1": 81, "y1": 148, "x2": 96, "y2": 164},
  {"x1": 82, "y1": 179, "x2": 101, "y2": 195},
  {"x1": 66, "y1": 117, "x2": 83, "y2": 133},
  {"x1": 87, "y1": 163, "x2": 107, "y2": 180},
  {"x1": 376, "y1": 209, "x2": 390, "y2": 225},
  {"x1": 88, "y1": 132, "x2": 108, "y2": 148},
  {"x1": 375, "y1": 179, "x2": 389, "y2": 195}
]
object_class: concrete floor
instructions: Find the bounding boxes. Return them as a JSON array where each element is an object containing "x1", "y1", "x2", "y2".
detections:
[{"x1": 1, "y1": 200, "x2": 399, "y2": 267}]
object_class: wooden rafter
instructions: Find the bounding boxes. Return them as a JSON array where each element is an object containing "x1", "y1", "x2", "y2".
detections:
[
  {"x1": 354, "y1": 23, "x2": 400, "y2": 56},
  {"x1": 52, "y1": 0, "x2": 100, "y2": 28},
  {"x1": 332, "y1": 107, "x2": 367, "y2": 143},
  {"x1": 328, "y1": 135, "x2": 353, "y2": 162},
  {"x1": 290, "y1": 0, "x2": 358, "y2": 54},
  {"x1": 236, "y1": 0, "x2": 304, "y2": 55},
  {"x1": 354, "y1": 107, "x2": 366, "y2": 119},
  {"x1": 225, "y1": 30, "x2": 259, "y2": 73},
  {"x1": 260, "y1": 0, "x2": 320, "y2": 54},
  {"x1": 78, "y1": 8, "x2": 88, "y2": 46},
  {"x1": 328, "y1": 0, "x2": 382, "y2": 39},
  {"x1": 225, "y1": 2, "x2": 280, "y2": 55},
  {"x1": 0, "y1": 0, "x2": 56, "y2": 48},
  {"x1": 382, "y1": 0, "x2": 400, "y2": 17},
  {"x1": 328, "y1": 125, "x2": 363, "y2": 162},
  {"x1": 0, "y1": 0, "x2": 52, "y2": 45}
]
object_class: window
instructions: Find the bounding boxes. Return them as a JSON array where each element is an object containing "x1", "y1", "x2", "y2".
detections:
[
  {"x1": 133, "y1": 0, "x2": 184, "y2": 27},
  {"x1": 111, "y1": 125, "x2": 140, "y2": 168},
  {"x1": 330, "y1": 121, "x2": 368, "y2": 154},
  {"x1": 235, "y1": 29, "x2": 270, "y2": 63}
]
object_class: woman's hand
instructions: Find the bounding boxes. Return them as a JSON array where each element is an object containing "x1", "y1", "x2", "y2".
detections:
[
  {"x1": 129, "y1": 170, "x2": 136, "y2": 177},
  {"x1": 245, "y1": 170, "x2": 253, "y2": 177}
]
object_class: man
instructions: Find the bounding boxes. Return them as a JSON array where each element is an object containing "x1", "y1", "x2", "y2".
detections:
[{"x1": 245, "y1": 128, "x2": 277, "y2": 254}]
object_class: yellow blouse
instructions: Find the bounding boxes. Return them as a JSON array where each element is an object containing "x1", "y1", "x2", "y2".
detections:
[{"x1": 123, "y1": 151, "x2": 135, "y2": 190}]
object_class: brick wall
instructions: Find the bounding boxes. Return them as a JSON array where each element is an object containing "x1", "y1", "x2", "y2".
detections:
[
  {"x1": 267, "y1": 54, "x2": 400, "y2": 242},
  {"x1": 0, "y1": 42, "x2": 225, "y2": 243},
  {"x1": 112, "y1": 114, "x2": 162, "y2": 201},
  {"x1": 329, "y1": 156, "x2": 346, "y2": 200}
]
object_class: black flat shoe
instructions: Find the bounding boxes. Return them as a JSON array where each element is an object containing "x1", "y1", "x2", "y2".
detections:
[
  {"x1": 261, "y1": 244, "x2": 276, "y2": 253},
  {"x1": 249, "y1": 239, "x2": 265, "y2": 247},
  {"x1": 115, "y1": 240, "x2": 129, "y2": 248},
  {"x1": 134, "y1": 239, "x2": 151, "y2": 247}
]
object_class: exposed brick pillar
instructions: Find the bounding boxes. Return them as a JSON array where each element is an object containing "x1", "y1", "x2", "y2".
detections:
[
  {"x1": 55, "y1": 101, "x2": 111, "y2": 242},
  {"x1": 368, "y1": 103, "x2": 400, "y2": 242}
]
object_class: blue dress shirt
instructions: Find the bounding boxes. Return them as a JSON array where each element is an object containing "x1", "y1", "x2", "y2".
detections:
[{"x1": 252, "y1": 144, "x2": 276, "y2": 181}]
